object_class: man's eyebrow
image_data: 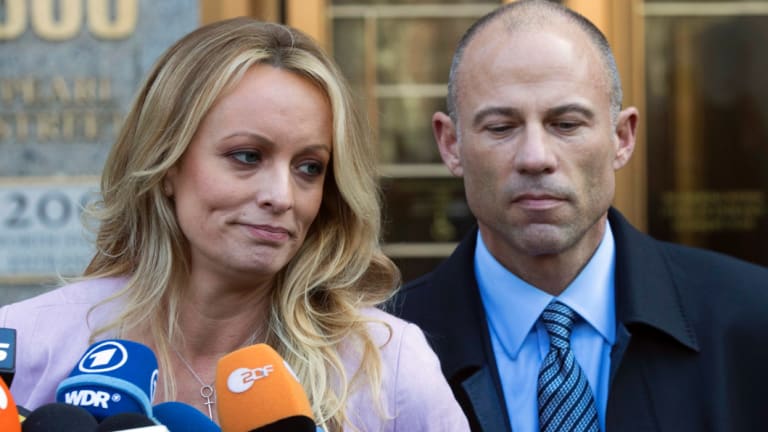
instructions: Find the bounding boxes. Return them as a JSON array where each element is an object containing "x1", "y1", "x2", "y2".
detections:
[
  {"x1": 472, "y1": 106, "x2": 522, "y2": 128},
  {"x1": 546, "y1": 103, "x2": 595, "y2": 120}
]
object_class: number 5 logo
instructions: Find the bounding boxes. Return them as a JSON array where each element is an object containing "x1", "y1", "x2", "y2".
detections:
[{"x1": 0, "y1": 343, "x2": 9, "y2": 362}]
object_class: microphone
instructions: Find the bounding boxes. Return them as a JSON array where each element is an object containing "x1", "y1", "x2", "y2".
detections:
[
  {"x1": 17, "y1": 404, "x2": 31, "y2": 424},
  {"x1": 0, "y1": 328, "x2": 17, "y2": 387},
  {"x1": 56, "y1": 339, "x2": 159, "y2": 421},
  {"x1": 0, "y1": 377, "x2": 21, "y2": 432},
  {"x1": 98, "y1": 427, "x2": 168, "y2": 432},
  {"x1": 20, "y1": 403, "x2": 97, "y2": 432},
  {"x1": 96, "y1": 412, "x2": 166, "y2": 431},
  {"x1": 152, "y1": 401, "x2": 221, "y2": 431},
  {"x1": 215, "y1": 344, "x2": 315, "y2": 432}
]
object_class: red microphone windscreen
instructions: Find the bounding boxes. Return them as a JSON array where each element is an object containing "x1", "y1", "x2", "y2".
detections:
[
  {"x1": 215, "y1": 344, "x2": 313, "y2": 432},
  {"x1": 0, "y1": 377, "x2": 20, "y2": 432}
]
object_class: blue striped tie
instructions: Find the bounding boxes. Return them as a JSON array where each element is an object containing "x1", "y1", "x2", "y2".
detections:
[{"x1": 537, "y1": 301, "x2": 599, "y2": 432}]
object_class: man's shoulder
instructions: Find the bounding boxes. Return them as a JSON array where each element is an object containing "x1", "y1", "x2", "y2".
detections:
[
  {"x1": 610, "y1": 207, "x2": 767, "y2": 288},
  {"x1": 397, "y1": 229, "x2": 480, "y2": 299},
  {"x1": 399, "y1": 270, "x2": 439, "y2": 295},
  {"x1": 659, "y1": 240, "x2": 768, "y2": 284}
]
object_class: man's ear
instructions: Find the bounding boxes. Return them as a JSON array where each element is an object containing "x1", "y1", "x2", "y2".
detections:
[
  {"x1": 613, "y1": 107, "x2": 639, "y2": 170},
  {"x1": 433, "y1": 111, "x2": 463, "y2": 177}
]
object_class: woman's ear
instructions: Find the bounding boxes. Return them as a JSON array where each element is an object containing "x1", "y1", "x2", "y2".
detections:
[{"x1": 163, "y1": 169, "x2": 176, "y2": 197}]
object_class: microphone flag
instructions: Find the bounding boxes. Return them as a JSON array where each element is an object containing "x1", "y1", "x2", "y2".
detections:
[{"x1": 0, "y1": 328, "x2": 17, "y2": 387}]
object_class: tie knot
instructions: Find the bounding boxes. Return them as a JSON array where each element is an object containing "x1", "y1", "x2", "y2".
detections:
[{"x1": 541, "y1": 301, "x2": 577, "y2": 350}]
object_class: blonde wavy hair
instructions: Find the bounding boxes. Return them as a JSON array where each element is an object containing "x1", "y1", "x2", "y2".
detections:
[{"x1": 82, "y1": 17, "x2": 400, "y2": 431}]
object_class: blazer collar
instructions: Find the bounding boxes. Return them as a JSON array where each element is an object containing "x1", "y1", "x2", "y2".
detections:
[
  {"x1": 428, "y1": 228, "x2": 490, "y2": 375},
  {"x1": 428, "y1": 228, "x2": 511, "y2": 431},
  {"x1": 608, "y1": 208, "x2": 699, "y2": 352}
]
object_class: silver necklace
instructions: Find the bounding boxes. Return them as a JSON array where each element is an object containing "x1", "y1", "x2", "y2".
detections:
[{"x1": 172, "y1": 347, "x2": 216, "y2": 419}]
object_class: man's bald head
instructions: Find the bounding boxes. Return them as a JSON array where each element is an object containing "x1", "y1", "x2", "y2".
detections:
[{"x1": 447, "y1": 0, "x2": 622, "y2": 125}]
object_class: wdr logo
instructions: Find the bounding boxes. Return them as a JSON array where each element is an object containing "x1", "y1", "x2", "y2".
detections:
[
  {"x1": 63, "y1": 390, "x2": 119, "y2": 409},
  {"x1": 78, "y1": 341, "x2": 128, "y2": 373}
]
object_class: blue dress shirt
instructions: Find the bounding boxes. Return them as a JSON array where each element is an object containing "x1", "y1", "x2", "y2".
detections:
[{"x1": 475, "y1": 222, "x2": 616, "y2": 432}]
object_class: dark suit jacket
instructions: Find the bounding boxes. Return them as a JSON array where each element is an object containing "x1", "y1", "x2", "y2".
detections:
[{"x1": 389, "y1": 208, "x2": 768, "y2": 431}]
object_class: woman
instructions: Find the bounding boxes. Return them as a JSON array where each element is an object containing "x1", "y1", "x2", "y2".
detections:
[{"x1": 0, "y1": 18, "x2": 469, "y2": 431}]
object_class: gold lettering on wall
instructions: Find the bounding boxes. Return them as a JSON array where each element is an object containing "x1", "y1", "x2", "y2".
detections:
[
  {"x1": 0, "y1": 0, "x2": 138, "y2": 41},
  {"x1": 0, "y1": 76, "x2": 122, "y2": 143},
  {"x1": 0, "y1": 109, "x2": 122, "y2": 142},
  {"x1": 61, "y1": 110, "x2": 75, "y2": 139},
  {"x1": 52, "y1": 77, "x2": 72, "y2": 102},
  {"x1": 36, "y1": 111, "x2": 59, "y2": 140},
  {"x1": 0, "y1": 77, "x2": 112, "y2": 105},
  {"x1": 0, "y1": 117, "x2": 9, "y2": 139},
  {"x1": 87, "y1": 0, "x2": 138, "y2": 40},
  {"x1": 0, "y1": 0, "x2": 25, "y2": 39},
  {"x1": 661, "y1": 190, "x2": 766, "y2": 232},
  {"x1": 17, "y1": 112, "x2": 29, "y2": 141},
  {"x1": 83, "y1": 110, "x2": 97, "y2": 139},
  {"x1": 31, "y1": 0, "x2": 83, "y2": 41}
]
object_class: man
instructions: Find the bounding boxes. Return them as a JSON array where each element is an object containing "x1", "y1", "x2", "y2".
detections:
[{"x1": 389, "y1": 1, "x2": 768, "y2": 431}]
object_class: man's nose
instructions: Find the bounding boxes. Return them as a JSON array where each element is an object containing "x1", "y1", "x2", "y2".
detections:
[{"x1": 513, "y1": 125, "x2": 557, "y2": 174}]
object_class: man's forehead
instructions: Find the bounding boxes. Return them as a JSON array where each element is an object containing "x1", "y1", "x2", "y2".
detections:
[{"x1": 455, "y1": 20, "x2": 609, "y2": 102}]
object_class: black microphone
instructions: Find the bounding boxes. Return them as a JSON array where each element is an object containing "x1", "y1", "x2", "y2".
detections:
[
  {"x1": 17, "y1": 404, "x2": 31, "y2": 424},
  {"x1": 0, "y1": 328, "x2": 17, "y2": 387},
  {"x1": 21, "y1": 403, "x2": 98, "y2": 432},
  {"x1": 96, "y1": 412, "x2": 160, "y2": 431},
  {"x1": 249, "y1": 417, "x2": 318, "y2": 432}
]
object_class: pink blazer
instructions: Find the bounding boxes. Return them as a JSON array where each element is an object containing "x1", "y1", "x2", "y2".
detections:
[{"x1": 0, "y1": 277, "x2": 470, "y2": 431}]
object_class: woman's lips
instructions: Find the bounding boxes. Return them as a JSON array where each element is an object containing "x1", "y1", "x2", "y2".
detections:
[{"x1": 242, "y1": 224, "x2": 292, "y2": 242}]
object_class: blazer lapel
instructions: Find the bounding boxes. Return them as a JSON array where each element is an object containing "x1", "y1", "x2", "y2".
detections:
[
  {"x1": 608, "y1": 208, "x2": 699, "y2": 351},
  {"x1": 606, "y1": 209, "x2": 700, "y2": 431},
  {"x1": 462, "y1": 366, "x2": 510, "y2": 432}
]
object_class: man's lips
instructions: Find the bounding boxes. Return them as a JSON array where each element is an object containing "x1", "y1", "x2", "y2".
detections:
[{"x1": 512, "y1": 193, "x2": 566, "y2": 210}]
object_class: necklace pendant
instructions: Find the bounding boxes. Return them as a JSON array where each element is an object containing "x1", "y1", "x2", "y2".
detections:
[{"x1": 200, "y1": 384, "x2": 216, "y2": 419}]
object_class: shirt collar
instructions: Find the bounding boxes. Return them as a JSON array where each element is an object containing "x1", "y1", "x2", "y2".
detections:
[{"x1": 475, "y1": 221, "x2": 617, "y2": 359}]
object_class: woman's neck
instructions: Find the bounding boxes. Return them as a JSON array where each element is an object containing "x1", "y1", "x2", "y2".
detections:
[
  {"x1": 177, "y1": 281, "x2": 271, "y2": 355},
  {"x1": 151, "y1": 276, "x2": 273, "y2": 423}
]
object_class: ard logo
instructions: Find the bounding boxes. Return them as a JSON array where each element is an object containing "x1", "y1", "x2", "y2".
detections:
[{"x1": 78, "y1": 341, "x2": 128, "y2": 373}]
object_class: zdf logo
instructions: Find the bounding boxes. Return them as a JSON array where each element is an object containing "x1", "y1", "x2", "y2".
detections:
[
  {"x1": 227, "y1": 364, "x2": 274, "y2": 394},
  {"x1": 0, "y1": 385, "x2": 7, "y2": 410},
  {"x1": 78, "y1": 341, "x2": 128, "y2": 373}
]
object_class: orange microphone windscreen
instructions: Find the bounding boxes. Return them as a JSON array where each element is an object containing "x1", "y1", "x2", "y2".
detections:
[
  {"x1": 215, "y1": 343, "x2": 313, "y2": 432},
  {"x1": 0, "y1": 376, "x2": 21, "y2": 432}
]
